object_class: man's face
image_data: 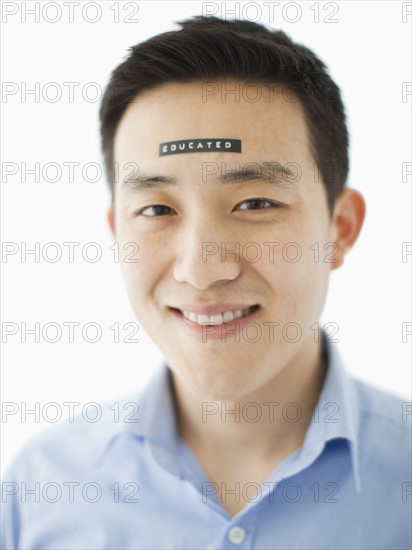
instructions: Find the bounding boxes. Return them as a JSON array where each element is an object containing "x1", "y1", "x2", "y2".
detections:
[{"x1": 110, "y1": 80, "x2": 337, "y2": 400}]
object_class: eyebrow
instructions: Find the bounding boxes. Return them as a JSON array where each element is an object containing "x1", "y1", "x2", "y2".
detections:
[{"x1": 121, "y1": 161, "x2": 299, "y2": 192}]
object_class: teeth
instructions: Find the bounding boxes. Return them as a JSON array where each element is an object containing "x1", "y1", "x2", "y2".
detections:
[
  {"x1": 222, "y1": 311, "x2": 234, "y2": 322},
  {"x1": 210, "y1": 313, "x2": 223, "y2": 324},
  {"x1": 182, "y1": 306, "x2": 256, "y2": 326},
  {"x1": 197, "y1": 314, "x2": 209, "y2": 324}
]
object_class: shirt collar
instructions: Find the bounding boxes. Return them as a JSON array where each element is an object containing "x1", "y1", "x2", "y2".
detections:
[
  {"x1": 96, "y1": 335, "x2": 362, "y2": 492},
  {"x1": 300, "y1": 336, "x2": 362, "y2": 493},
  {"x1": 94, "y1": 365, "x2": 182, "y2": 475}
]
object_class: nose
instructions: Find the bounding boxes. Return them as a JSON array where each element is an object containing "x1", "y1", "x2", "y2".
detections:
[{"x1": 173, "y1": 218, "x2": 242, "y2": 289}]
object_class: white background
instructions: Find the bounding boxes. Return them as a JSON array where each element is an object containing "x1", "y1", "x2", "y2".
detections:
[{"x1": 1, "y1": 0, "x2": 411, "y2": 474}]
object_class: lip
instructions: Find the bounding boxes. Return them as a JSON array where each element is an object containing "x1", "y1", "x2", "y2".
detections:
[
  {"x1": 169, "y1": 303, "x2": 259, "y2": 316},
  {"x1": 169, "y1": 305, "x2": 261, "y2": 340}
]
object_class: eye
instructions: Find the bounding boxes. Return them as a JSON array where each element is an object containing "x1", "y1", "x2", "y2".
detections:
[
  {"x1": 137, "y1": 205, "x2": 176, "y2": 217},
  {"x1": 235, "y1": 198, "x2": 280, "y2": 211}
]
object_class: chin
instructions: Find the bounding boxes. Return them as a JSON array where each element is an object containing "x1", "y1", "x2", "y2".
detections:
[{"x1": 190, "y1": 367, "x2": 260, "y2": 402}]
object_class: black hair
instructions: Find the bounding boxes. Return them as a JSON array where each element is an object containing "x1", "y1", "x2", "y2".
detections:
[{"x1": 99, "y1": 15, "x2": 349, "y2": 214}]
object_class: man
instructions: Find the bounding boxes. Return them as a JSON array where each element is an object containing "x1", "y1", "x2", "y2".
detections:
[{"x1": 1, "y1": 15, "x2": 410, "y2": 550}]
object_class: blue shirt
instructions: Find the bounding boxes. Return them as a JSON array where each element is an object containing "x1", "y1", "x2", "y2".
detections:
[{"x1": 1, "y1": 338, "x2": 411, "y2": 549}]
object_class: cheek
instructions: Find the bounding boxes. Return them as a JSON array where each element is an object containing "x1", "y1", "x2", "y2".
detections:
[
  {"x1": 285, "y1": 240, "x2": 331, "y2": 324},
  {"x1": 258, "y1": 221, "x2": 330, "y2": 317},
  {"x1": 117, "y1": 230, "x2": 170, "y2": 300}
]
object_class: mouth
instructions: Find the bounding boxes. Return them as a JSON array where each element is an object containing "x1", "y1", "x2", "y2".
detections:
[{"x1": 169, "y1": 304, "x2": 260, "y2": 327}]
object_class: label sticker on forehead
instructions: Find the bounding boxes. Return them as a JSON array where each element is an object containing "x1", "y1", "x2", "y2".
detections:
[{"x1": 159, "y1": 138, "x2": 241, "y2": 156}]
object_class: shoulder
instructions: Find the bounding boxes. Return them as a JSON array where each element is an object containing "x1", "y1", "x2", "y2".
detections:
[
  {"x1": 351, "y1": 377, "x2": 411, "y2": 464},
  {"x1": 1, "y1": 390, "x2": 142, "y2": 482},
  {"x1": 354, "y1": 377, "x2": 410, "y2": 428}
]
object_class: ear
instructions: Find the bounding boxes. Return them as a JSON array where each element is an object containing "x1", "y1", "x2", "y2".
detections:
[
  {"x1": 329, "y1": 188, "x2": 366, "y2": 270},
  {"x1": 107, "y1": 207, "x2": 115, "y2": 238}
]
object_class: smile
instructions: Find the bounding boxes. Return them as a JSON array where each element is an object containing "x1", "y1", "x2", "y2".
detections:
[{"x1": 179, "y1": 305, "x2": 260, "y2": 326}]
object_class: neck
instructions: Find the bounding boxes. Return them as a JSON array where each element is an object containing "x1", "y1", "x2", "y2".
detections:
[{"x1": 171, "y1": 338, "x2": 328, "y2": 462}]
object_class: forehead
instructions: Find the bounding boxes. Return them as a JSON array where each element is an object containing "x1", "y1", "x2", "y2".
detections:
[{"x1": 113, "y1": 80, "x2": 313, "y2": 175}]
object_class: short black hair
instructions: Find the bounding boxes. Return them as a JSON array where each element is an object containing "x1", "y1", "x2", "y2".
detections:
[{"x1": 99, "y1": 15, "x2": 349, "y2": 214}]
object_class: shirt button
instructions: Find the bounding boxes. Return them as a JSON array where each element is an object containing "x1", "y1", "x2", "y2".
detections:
[{"x1": 228, "y1": 526, "x2": 246, "y2": 544}]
